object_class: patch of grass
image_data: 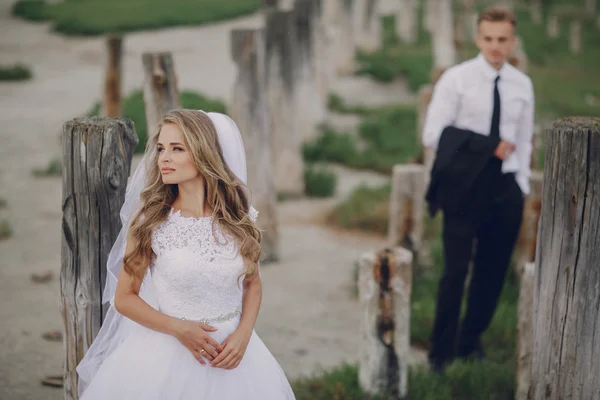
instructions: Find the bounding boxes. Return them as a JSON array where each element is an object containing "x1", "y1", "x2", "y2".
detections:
[
  {"x1": 0, "y1": 64, "x2": 33, "y2": 81},
  {"x1": 33, "y1": 158, "x2": 61, "y2": 177},
  {"x1": 327, "y1": 184, "x2": 390, "y2": 234},
  {"x1": 356, "y1": 15, "x2": 432, "y2": 91},
  {"x1": 292, "y1": 360, "x2": 515, "y2": 400},
  {"x1": 304, "y1": 165, "x2": 337, "y2": 198},
  {"x1": 304, "y1": 105, "x2": 420, "y2": 174},
  {"x1": 0, "y1": 220, "x2": 13, "y2": 240},
  {"x1": 327, "y1": 93, "x2": 370, "y2": 115},
  {"x1": 12, "y1": 0, "x2": 261, "y2": 36},
  {"x1": 87, "y1": 90, "x2": 226, "y2": 153}
]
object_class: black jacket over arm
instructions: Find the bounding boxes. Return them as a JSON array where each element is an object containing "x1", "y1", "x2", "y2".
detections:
[{"x1": 425, "y1": 126, "x2": 500, "y2": 217}]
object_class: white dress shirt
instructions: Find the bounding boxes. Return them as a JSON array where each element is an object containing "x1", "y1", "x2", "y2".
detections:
[{"x1": 422, "y1": 53, "x2": 535, "y2": 195}]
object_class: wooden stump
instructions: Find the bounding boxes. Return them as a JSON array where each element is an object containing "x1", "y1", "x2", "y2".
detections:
[
  {"x1": 358, "y1": 247, "x2": 413, "y2": 399},
  {"x1": 103, "y1": 35, "x2": 122, "y2": 118},
  {"x1": 141, "y1": 52, "x2": 181, "y2": 135},
  {"x1": 515, "y1": 171, "x2": 543, "y2": 269},
  {"x1": 516, "y1": 262, "x2": 535, "y2": 400},
  {"x1": 388, "y1": 164, "x2": 425, "y2": 267},
  {"x1": 530, "y1": 117, "x2": 600, "y2": 399},
  {"x1": 230, "y1": 29, "x2": 280, "y2": 263},
  {"x1": 61, "y1": 117, "x2": 138, "y2": 399},
  {"x1": 265, "y1": 10, "x2": 305, "y2": 197}
]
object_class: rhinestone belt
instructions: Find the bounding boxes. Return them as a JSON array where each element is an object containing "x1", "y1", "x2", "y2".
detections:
[{"x1": 180, "y1": 309, "x2": 241, "y2": 325}]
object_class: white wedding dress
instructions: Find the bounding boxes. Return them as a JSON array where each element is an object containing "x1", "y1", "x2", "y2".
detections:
[{"x1": 79, "y1": 209, "x2": 295, "y2": 399}]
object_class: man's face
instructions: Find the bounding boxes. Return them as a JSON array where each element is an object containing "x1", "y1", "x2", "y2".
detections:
[{"x1": 476, "y1": 20, "x2": 516, "y2": 68}]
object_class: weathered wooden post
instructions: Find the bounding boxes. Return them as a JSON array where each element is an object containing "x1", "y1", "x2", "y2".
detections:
[
  {"x1": 353, "y1": 0, "x2": 380, "y2": 52},
  {"x1": 530, "y1": 117, "x2": 600, "y2": 399},
  {"x1": 530, "y1": 0, "x2": 542, "y2": 24},
  {"x1": 515, "y1": 171, "x2": 543, "y2": 270},
  {"x1": 141, "y1": 52, "x2": 181, "y2": 133},
  {"x1": 61, "y1": 117, "x2": 138, "y2": 399},
  {"x1": 293, "y1": 0, "x2": 327, "y2": 142},
  {"x1": 333, "y1": 0, "x2": 357, "y2": 76},
  {"x1": 358, "y1": 247, "x2": 412, "y2": 399},
  {"x1": 388, "y1": 165, "x2": 425, "y2": 267},
  {"x1": 547, "y1": 13, "x2": 560, "y2": 38},
  {"x1": 103, "y1": 35, "x2": 123, "y2": 118},
  {"x1": 569, "y1": 19, "x2": 582, "y2": 55},
  {"x1": 516, "y1": 261, "x2": 535, "y2": 400},
  {"x1": 230, "y1": 29, "x2": 280, "y2": 263},
  {"x1": 395, "y1": 0, "x2": 418, "y2": 44},
  {"x1": 431, "y1": 0, "x2": 457, "y2": 80},
  {"x1": 265, "y1": 10, "x2": 305, "y2": 197},
  {"x1": 508, "y1": 35, "x2": 528, "y2": 73}
]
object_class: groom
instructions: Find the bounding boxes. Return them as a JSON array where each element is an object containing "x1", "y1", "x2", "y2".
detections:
[{"x1": 422, "y1": 7, "x2": 535, "y2": 373}]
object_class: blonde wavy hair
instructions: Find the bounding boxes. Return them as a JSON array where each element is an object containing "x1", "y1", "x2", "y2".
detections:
[{"x1": 123, "y1": 109, "x2": 261, "y2": 283}]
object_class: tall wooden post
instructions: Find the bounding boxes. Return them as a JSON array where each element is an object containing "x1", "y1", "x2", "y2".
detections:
[
  {"x1": 265, "y1": 10, "x2": 304, "y2": 197},
  {"x1": 530, "y1": 117, "x2": 600, "y2": 399},
  {"x1": 141, "y1": 52, "x2": 181, "y2": 134},
  {"x1": 516, "y1": 261, "x2": 535, "y2": 400},
  {"x1": 358, "y1": 247, "x2": 412, "y2": 399},
  {"x1": 61, "y1": 117, "x2": 138, "y2": 399},
  {"x1": 103, "y1": 35, "x2": 123, "y2": 118},
  {"x1": 388, "y1": 164, "x2": 425, "y2": 267},
  {"x1": 230, "y1": 29, "x2": 280, "y2": 263}
]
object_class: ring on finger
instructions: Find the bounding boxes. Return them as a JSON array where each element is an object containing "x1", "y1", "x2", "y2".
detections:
[{"x1": 199, "y1": 349, "x2": 206, "y2": 355}]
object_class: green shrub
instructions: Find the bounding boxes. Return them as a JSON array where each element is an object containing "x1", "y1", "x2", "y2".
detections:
[
  {"x1": 304, "y1": 166, "x2": 337, "y2": 198},
  {"x1": 327, "y1": 93, "x2": 370, "y2": 115},
  {"x1": 0, "y1": 220, "x2": 12, "y2": 240},
  {"x1": 12, "y1": 0, "x2": 261, "y2": 36},
  {"x1": 0, "y1": 64, "x2": 33, "y2": 81},
  {"x1": 328, "y1": 184, "x2": 390, "y2": 234},
  {"x1": 33, "y1": 158, "x2": 62, "y2": 177},
  {"x1": 87, "y1": 90, "x2": 226, "y2": 153},
  {"x1": 303, "y1": 105, "x2": 420, "y2": 175}
]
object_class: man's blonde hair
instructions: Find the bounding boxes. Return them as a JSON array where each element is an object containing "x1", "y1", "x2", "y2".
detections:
[{"x1": 478, "y1": 7, "x2": 517, "y2": 28}]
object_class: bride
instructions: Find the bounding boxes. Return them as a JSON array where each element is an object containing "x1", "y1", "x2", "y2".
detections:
[{"x1": 77, "y1": 109, "x2": 295, "y2": 399}]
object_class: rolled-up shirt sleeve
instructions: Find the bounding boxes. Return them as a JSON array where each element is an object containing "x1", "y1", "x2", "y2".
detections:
[
  {"x1": 422, "y1": 69, "x2": 460, "y2": 149},
  {"x1": 515, "y1": 81, "x2": 535, "y2": 195}
]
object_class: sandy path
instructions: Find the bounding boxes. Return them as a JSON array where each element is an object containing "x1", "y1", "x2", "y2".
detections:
[{"x1": 0, "y1": 2, "x2": 423, "y2": 399}]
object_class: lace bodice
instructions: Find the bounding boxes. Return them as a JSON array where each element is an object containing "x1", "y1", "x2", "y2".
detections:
[{"x1": 150, "y1": 209, "x2": 254, "y2": 320}]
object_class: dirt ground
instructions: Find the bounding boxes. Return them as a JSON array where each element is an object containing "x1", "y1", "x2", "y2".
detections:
[{"x1": 0, "y1": 2, "x2": 424, "y2": 399}]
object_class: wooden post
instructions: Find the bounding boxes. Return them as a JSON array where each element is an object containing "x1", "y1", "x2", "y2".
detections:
[
  {"x1": 395, "y1": 0, "x2": 418, "y2": 44},
  {"x1": 515, "y1": 171, "x2": 543, "y2": 270},
  {"x1": 358, "y1": 247, "x2": 412, "y2": 399},
  {"x1": 353, "y1": 0, "x2": 380, "y2": 52},
  {"x1": 333, "y1": 0, "x2": 357, "y2": 76},
  {"x1": 61, "y1": 117, "x2": 138, "y2": 399},
  {"x1": 569, "y1": 19, "x2": 582, "y2": 55},
  {"x1": 230, "y1": 29, "x2": 280, "y2": 263},
  {"x1": 431, "y1": 0, "x2": 457, "y2": 72},
  {"x1": 141, "y1": 52, "x2": 181, "y2": 134},
  {"x1": 265, "y1": 10, "x2": 305, "y2": 197},
  {"x1": 530, "y1": 0, "x2": 542, "y2": 24},
  {"x1": 508, "y1": 35, "x2": 528, "y2": 73},
  {"x1": 530, "y1": 117, "x2": 600, "y2": 399},
  {"x1": 293, "y1": 0, "x2": 327, "y2": 142},
  {"x1": 547, "y1": 14, "x2": 559, "y2": 38},
  {"x1": 516, "y1": 262, "x2": 535, "y2": 400},
  {"x1": 417, "y1": 85, "x2": 435, "y2": 186},
  {"x1": 388, "y1": 164, "x2": 425, "y2": 267},
  {"x1": 103, "y1": 35, "x2": 123, "y2": 118}
]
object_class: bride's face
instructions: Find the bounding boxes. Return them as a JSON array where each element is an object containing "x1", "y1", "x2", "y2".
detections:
[{"x1": 156, "y1": 123, "x2": 199, "y2": 185}]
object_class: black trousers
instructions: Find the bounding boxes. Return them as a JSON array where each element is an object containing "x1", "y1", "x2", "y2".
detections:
[{"x1": 428, "y1": 162, "x2": 524, "y2": 364}]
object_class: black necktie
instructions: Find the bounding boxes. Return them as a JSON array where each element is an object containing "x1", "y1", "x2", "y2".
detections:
[{"x1": 490, "y1": 76, "x2": 501, "y2": 138}]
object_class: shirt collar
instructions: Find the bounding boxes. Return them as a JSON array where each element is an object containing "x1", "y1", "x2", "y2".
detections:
[{"x1": 476, "y1": 53, "x2": 507, "y2": 81}]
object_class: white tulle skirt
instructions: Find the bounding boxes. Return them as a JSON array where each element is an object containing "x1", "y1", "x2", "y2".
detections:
[{"x1": 79, "y1": 316, "x2": 295, "y2": 400}]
